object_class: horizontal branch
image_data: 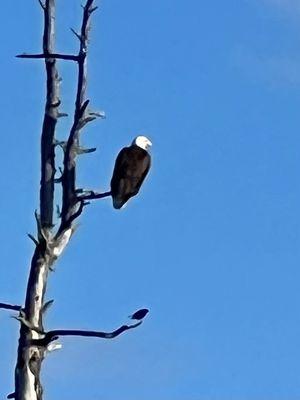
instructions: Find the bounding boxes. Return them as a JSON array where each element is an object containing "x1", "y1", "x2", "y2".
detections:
[
  {"x1": 32, "y1": 321, "x2": 142, "y2": 347},
  {"x1": 16, "y1": 53, "x2": 79, "y2": 61},
  {"x1": 0, "y1": 302, "x2": 22, "y2": 311},
  {"x1": 78, "y1": 191, "x2": 111, "y2": 201}
]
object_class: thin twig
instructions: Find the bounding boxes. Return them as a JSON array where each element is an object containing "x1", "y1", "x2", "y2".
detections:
[
  {"x1": 78, "y1": 191, "x2": 111, "y2": 201},
  {"x1": 67, "y1": 200, "x2": 85, "y2": 225},
  {"x1": 27, "y1": 233, "x2": 39, "y2": 246},
  {"x1": 38, "y1": 0, "x2": 45, "y2": 9},
  {"x1": 41, "y1": 299, "x2": 54, "y2": 314},
  {"x1": 70, "y1": 28, "x2": 82, "y2": 42}
]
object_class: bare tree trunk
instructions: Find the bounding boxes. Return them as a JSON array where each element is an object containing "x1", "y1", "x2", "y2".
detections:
[
  {"x1": 14, "y1": 1, "x2": 59, "y2": 398},
  {"x1": 0, "y1": 1, "x2": 146, "y2": 399}
]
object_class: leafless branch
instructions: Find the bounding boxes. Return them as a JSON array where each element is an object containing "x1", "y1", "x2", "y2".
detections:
[
  {"x1": 16, "y1": 53, "x2": 79, "y2": 61},
  {"x1": 70, "y1": 27, "x2": 82, "y2": 42},
  {"x1": 27, "y1": 233, "x2": 39, "y2": 246},
  {"x1": 0, "y1": 303, "x2": 22, "y2": 312},
  {"x1": 38, "y1": 0, "x2": 45, "y2": 9},
  {"x1": 78, "y1": 191, "x2": 111, "y2": 201},
  {"x1": 14, "y1": 1, "x2": 61, "y2": 398},
  {"x1": 13, "y1": 1, "x2": 148, "y2": 399},
  {"x1": 39, "y1": 0, "x2": 61, "y2": 229},
  {"x1": 58, "y1": 0, "x2": 98, "y2": 235},
  {"x1": 41, "y1": 299, "x2": 54, "y2": 314},
  {"x1": 58, "y1": 112, "x2": 69, "y2": 118},
  {"x1": 32, "y1": 322, "x2": 143, "y2": 347}
]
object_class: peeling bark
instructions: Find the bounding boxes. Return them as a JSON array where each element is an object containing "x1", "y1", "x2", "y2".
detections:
[
  {"x1": 13, "y1": 2, "x2": 99, "y2": 398},
  {"x1": 14, "y1": 0, "x2": 59, "y2": 398},
  {"x1": 9, "y1": 1, "x2": 145, "y2": 399}
]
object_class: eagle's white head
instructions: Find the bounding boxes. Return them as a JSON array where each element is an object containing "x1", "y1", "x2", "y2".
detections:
[{"x1": 133, "y1": 135, "x2": 152, "y2": 151}]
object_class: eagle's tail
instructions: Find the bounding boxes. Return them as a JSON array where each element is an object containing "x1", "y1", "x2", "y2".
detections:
[{"x1": 112, "y1": 197, "x2": 126, "y2": 209}]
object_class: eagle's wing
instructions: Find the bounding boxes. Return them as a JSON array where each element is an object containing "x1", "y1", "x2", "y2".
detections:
[
  {"x1": 110, "y1": 147, "x2": 151, "y2": 208},
  {"x1": 111, "y1": 148, "x2": 130, "y2": 184},
  {"x1": 134, "y1": 153, "x2": 151, "y2": 193},
  {"x1": 110, "y1": 148, "x2": 132, "y2": 208}
]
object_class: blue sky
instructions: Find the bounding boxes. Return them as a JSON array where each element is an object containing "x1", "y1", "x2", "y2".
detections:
[{"x1": 1, "y1": 0, "x2": 300, "y2": 399}]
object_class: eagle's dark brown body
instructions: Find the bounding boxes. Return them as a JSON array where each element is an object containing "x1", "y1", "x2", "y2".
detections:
[{"x1": 110, "y1": 144, "x2": 151, "y2": 209}]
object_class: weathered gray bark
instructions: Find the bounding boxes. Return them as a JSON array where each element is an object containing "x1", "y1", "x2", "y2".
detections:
[
  {"x1": 14, "y1": 1, "x2": 60, "y2": 399},
  {"x1": 14, "y1": 1, "x2": 98, "y2": 398},
  {"x1": 0, "y1": 1, "x2": 145, "y2": 399}
]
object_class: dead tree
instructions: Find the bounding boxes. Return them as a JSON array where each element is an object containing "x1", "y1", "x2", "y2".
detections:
[{"x1": 0, "y1": 1, "x2": 148, "y2": 399}]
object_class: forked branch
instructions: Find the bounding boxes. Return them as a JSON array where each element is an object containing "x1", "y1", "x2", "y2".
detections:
[{"x1": 58, "y1": 0, "x2": 99, "y2": 235}]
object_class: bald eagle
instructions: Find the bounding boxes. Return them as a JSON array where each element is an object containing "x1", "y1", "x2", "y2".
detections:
[{"x1": 110, "y1": 136, "x2": 152, "y2": 209}]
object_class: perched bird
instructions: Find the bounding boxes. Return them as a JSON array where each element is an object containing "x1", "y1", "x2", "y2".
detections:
[
  {"x1": 129, "y1": 308, "x2": 149, "y2": 321},
  {"x1": 110, "y1": 136, "x2": 152, "y2": 209}
]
